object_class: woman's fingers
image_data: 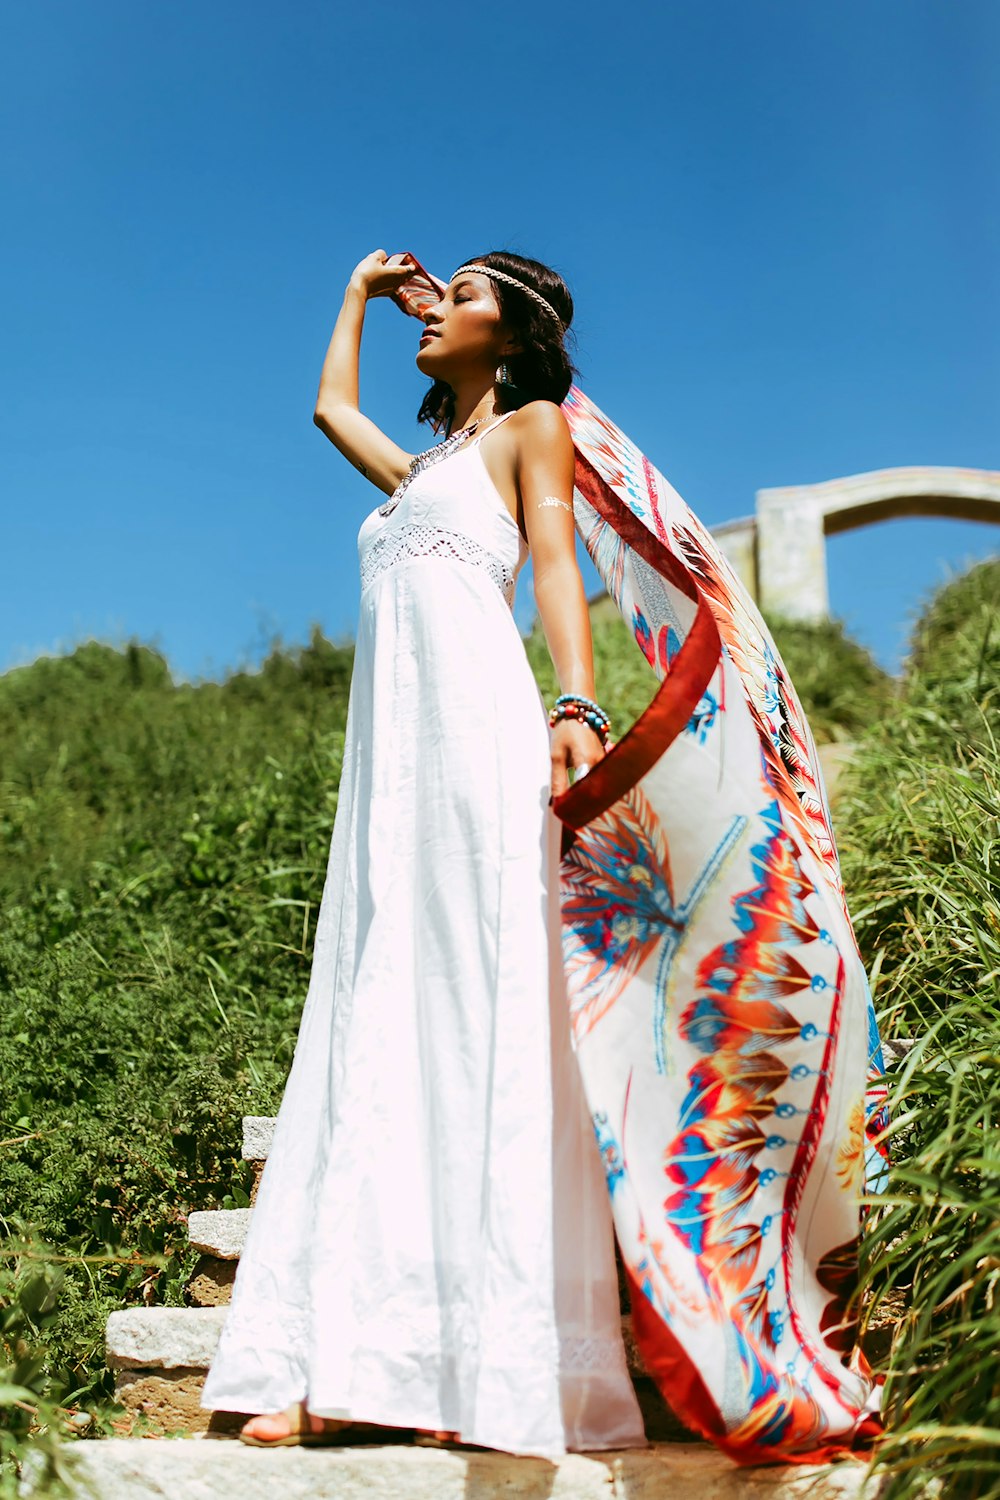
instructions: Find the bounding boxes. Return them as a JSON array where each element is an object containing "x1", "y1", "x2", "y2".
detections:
[
  {"x1": 352, "y1": 254, "x2": 422, "y2": 299},
  {"x1": 550, "y1": 718, "x2": 607, "y2": 798}
]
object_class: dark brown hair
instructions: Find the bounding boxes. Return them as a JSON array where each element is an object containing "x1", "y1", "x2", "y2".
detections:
[{"x1": 416, "y1": 250, "x2": 578, "y2": 435}]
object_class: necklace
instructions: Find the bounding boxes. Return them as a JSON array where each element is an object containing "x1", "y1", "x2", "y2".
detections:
[{"x1": 377, "y1": 412, "x2": 505, "y2": 518}]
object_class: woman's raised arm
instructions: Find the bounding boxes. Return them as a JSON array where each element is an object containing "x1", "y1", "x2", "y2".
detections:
[{"x1": 313, "y1": 250, "x2": 418, "y2": 497}]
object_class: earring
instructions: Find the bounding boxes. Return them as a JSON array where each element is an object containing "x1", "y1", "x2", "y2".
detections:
[{"x1": 495, "y1": 360, "x2": 517, "y2": 388}]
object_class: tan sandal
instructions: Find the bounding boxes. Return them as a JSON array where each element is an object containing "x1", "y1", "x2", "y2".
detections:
[
  {"x1": 239, "y1": 1401, "x2": 416, "y2": 1448},
  {"x1": 414, "y1": 1429, "x2": 487, "y2": 1451},
  {"x1": 239, "y1": 1401, "x2": 354, "y2": 1448}
]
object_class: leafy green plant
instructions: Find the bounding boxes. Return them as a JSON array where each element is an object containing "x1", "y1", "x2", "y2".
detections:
[
  {"x1": 838, "y1": 555, "x2": 1000, "y2": 1499},
  {"x1": 1, "y1": 565, "x2": 996, "y2": 1488},
  {"x1": 1, "y1": 1220, "x2": 82, "y2": 1499}
]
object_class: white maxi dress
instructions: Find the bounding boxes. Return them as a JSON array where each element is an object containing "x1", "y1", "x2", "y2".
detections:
[{"x1": 200, "y1": 412, "x2": 647, "y2": 1458}]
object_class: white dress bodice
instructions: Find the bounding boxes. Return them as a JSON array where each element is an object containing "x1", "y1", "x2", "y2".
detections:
[{"x1": 357, "y1": 413, "x2": 529, "y2": 612}]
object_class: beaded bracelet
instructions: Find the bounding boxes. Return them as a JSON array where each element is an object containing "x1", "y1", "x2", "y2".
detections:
[
  {"x1": 550, "y1": 708, "x2": 610, "y2": 745},
  {"x1": 551, "y1": 705, "x2": 611, "y2": 744},
  {"x1": 548, "y1": 692, "x2": 612, "y2": 745},
  {"x1": 550, "y1": 701, "x2": 611, "y2": 733},
  {"x1": 554, "y1": 692, "x2": 610, "y2": 723}
]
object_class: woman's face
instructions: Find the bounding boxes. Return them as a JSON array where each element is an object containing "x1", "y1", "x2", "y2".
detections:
[{"x1": 415, "y1": 272, "x2": 512, "y2": 381}]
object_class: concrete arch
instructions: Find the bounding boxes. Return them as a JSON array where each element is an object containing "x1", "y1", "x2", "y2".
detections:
[{"x1": 711, "y1": 466, "x2": 1000, "y2": 621}]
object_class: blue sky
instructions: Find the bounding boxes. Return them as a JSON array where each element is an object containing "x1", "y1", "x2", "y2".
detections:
[{"x1": 3, "y1": 0, "x2": 997, "y2": 682}]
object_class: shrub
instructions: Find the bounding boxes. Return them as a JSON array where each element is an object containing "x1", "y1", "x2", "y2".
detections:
[
  {"x1": 839, "y1": 557, "x2": 1000, "y2": 1499},
  {"x1": 3, "y1": 566, "x2": 997, "y2": 1493}
]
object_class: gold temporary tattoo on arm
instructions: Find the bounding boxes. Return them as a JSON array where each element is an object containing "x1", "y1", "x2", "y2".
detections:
[{"x1": 537, "y1": 494, "x2": 573, "y2": 513}]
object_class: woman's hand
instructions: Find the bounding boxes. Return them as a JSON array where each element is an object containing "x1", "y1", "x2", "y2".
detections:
[
  {"x1": 550, "y1": 719, "x2": 607, "y2": 800},
  {"x1": 348, "y1": 249, "x2": 417, "y2": 301}
]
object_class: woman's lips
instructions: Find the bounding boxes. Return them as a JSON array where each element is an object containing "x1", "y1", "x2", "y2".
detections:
[{"x1": 419, "y1": 330, "x2": 440, "y2": 345}]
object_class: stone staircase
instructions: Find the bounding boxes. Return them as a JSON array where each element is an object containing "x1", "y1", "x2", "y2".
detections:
[
  {"x1": 105, "y1": 1117, "x2": 272, "y2": 1439},
  {"x1": 25, "y1": 1115, "x2": 894, "y2": 1497},
  {"x1": 106, "y1": 1114, "x2": 693, "y2": 1445}
]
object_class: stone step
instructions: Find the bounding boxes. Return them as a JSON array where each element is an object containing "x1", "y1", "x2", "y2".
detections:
[
  {"x1": 19, "y1": 1435, "x2": 890, "y2": 1499},
  {"x1": 107, "y1": 1306, "x2": 231, "y2": 1436},
  {"x1": 242, "y1": 1116, "x2": 275, "y2": 1162},
  {"x1": 107, "y1": 1306, "x2": 228, "y2": 1371},
  {"x1": 188, "y1": 1208, "x2": 251, "y2": 1258}
]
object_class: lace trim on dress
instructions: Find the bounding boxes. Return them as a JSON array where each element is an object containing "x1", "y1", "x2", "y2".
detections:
[
  {"x1": 360, "y1": 523, "x2": 516, "y2": 609},
  {"x1": 558, "y1": 1333, "x2": 632, "y2": 1374}
]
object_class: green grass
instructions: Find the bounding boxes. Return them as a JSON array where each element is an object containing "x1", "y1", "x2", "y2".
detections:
[
  {"x1": 838, "y1": 559, "x2": 1000, "y2": 1499},
  {"x1": 1, "y1": 563, "x2": 998, "y2": 1493}
]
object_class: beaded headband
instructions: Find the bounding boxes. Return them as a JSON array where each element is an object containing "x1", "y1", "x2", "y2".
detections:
[{"x1": 450, "y1": 263, "x2": 566, "y2": 329}]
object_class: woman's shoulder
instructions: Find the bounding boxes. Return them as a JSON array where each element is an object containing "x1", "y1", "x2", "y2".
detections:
[{"x1": 506, "y1": 399, "x2": 571, "y2": 443}]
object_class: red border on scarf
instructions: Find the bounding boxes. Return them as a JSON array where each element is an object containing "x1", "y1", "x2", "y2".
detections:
[{"x1": 551, "y1": 450, "x2": 721, "y2": 833}]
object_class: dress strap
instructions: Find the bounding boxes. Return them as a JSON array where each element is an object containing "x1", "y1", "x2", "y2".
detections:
[{"x1": 466, "y1": 409, "x2": 518, "y2": 447}]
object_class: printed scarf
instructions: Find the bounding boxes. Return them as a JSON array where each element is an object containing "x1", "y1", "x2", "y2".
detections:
[{"x1": 392, "y1": 268, "x2": 890, "y2": 1466}]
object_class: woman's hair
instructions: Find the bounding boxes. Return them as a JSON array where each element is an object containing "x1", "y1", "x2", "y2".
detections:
[{"x1": 416, "y1": 250, "x2": 578, "y2": 434}]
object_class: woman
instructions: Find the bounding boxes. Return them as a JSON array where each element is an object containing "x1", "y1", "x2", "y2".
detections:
[{"x1": 199, "y1": 248, "x2": 648, "y2": 1458}]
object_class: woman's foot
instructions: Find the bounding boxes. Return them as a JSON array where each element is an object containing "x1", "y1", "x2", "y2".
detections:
[
  {"x1": 239, "y1": 1402, "x2": 351, "y2": 1445},
  {"x1": 240, "y1": 1401, "x2": 415, "y2": 1446},
  {"x1": 239, "y1": 1402, "x2": 459, "y2": 1448}
]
